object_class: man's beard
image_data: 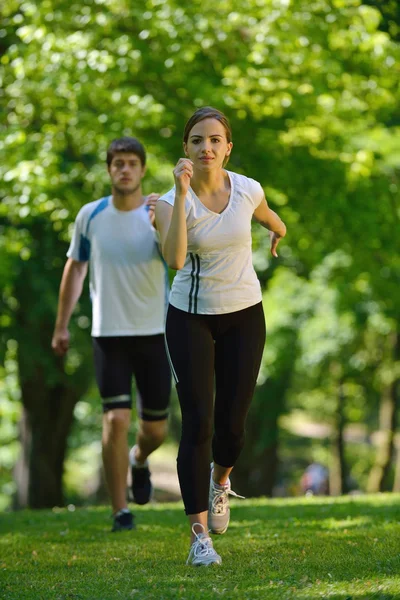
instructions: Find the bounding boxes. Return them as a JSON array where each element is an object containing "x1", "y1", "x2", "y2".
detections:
[{"x1": 113, "y1": 182, "x2": 141, "y2": 195}]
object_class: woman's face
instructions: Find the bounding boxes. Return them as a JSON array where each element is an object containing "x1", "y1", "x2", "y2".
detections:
[{"x1": 184, "y1": 118, "x2": 232, "y2": 171}]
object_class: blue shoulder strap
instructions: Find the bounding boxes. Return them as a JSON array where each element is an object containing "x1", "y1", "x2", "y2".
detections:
[{"x1": 78, "y1": 197, "x2": 110, "y2": 261}]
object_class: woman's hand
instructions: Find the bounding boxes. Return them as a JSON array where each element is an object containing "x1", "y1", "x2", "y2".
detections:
[
  {"x1": 269, "y1": 231, "x2": 282, "y2": 258},
  {"x1": 173, "y1": 158, "x2": 193, "y2": 198}
]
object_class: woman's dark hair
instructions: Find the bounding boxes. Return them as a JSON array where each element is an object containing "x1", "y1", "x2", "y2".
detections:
[
  {"x1": 183, "y1": 107, "x2": 232, "y2": 144},
  {"x1": 106, "y1": 137, "x2": 146, "y2": 167}
]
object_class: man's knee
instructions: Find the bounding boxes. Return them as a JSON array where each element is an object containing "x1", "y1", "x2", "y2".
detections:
[
  {"x1": 140, "y1": 419, "x2": 168, "y2": 446},
  {"x1": 103, "y1": 409, "x2": 130, "y2": 440}
]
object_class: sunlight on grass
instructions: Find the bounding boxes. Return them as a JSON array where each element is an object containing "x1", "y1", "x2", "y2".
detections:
[
  {"x1": 1, "y1": 494, "x2": 399, "y2": 599},
  {"x1": 320, "y1": 516, "x2": 372, "y2": 529}
]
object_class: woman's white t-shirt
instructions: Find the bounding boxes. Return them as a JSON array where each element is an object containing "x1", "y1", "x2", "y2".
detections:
[{"x1": 159, "y1": 170, "x2": 263, "y2": 315}]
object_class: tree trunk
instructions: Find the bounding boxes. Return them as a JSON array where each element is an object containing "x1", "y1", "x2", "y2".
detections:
[
  {"x1": 329, "y1": 378, "x2": 348, "y2": 495},
  {"x1": 232, "y1": 411, "x2": 279, "y2": 498},
  {"x1": 393, "y1": 434, "x2": 400, "y2": 492},
  {"x1": 13, "y1": 409, "x2": 31, "y2": 508},
  {"x1": 14, "y1": 348, "x2": 80, "y2": 509},
  {"x1": 11, "y1": 218, "x2": 93, "y2": 509},
  {"x1": 231, "y1": 329, "x2": 297, "y2": 497},
  {"x1": 367, "y1": 332, "x2": 399, "y2": 493},
  {"x1": 231, "y1": 375, "x2": 287, "y2": 497},
  {"x1": 247, "y1": 440, "x2": 278, "y2": 497}
]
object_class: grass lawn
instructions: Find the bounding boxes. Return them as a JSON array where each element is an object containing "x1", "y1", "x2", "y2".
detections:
[{"x1": 1, "y1": 494, "x2": 399, "y2": 599}]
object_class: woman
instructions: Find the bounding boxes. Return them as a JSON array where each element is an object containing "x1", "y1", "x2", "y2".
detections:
[{"x1": 156, "y1": 107, "x2": 286, "y2": 566}]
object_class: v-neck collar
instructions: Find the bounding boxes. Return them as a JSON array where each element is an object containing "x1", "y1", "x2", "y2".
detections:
[{"x1": 189, "y1": 171, "x2": 233, "y2": 216}]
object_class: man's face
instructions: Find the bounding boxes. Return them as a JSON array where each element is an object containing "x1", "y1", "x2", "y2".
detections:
[{"x1": 108, "y1": 152, "x2": 146, "y2": 195}]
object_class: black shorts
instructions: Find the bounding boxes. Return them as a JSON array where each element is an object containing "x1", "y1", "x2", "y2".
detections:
[{"x1": 92, "y1": 335, "x2": 171, "y2": 420}]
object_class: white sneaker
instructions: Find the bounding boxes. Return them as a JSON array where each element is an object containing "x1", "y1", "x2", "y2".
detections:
[
  {"x1": 186, "y1": 523, "x2": 222, "y2": 566},
  {"x1": 208, "y1": 469, "x2": 244, "y2": 534}
]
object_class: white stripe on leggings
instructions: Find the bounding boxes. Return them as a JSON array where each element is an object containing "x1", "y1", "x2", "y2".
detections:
[{"x1": 164, "y1": 334, "x2": 179, "y2": 384}]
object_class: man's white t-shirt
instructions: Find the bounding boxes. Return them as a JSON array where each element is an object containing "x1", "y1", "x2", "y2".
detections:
[
  {"x1": 67, "y1": 196, "x2": 168, "y2": 336},
  {"x1": 159, "y1": 171, "x2": 263, "y2": 315}
]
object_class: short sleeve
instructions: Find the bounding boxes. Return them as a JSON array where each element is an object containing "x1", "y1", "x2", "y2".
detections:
[
  {"x1": 247, "y1": 177, "x2": 265, "y2": 209},
  {"x1": 158, "y1": 187, "x2": 192, "y2": 219},
  {"x1": 158, "y1": 187, "x2": 176, "y2": 207},
  {"x1": 67, "y1": 207, "x2": 90, "y2": 262}
]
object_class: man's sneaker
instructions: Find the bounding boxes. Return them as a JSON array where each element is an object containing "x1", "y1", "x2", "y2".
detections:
[
  {"x1": 186, "y1": 523, "x2": 222, "y2": 566},
  {"x1": 208, "y1": 469, "x2": 244, "y2": 534},
  {"x1": 129, "y1": 445, "x2": 152, "y2": 505},
  {"x1": 111, "y1": 509, "x2": 135, "y2": 532}
]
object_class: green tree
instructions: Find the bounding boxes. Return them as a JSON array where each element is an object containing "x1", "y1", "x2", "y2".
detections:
[{"x1": 1, "y1": 0, "x2": 399, "y2": 505}]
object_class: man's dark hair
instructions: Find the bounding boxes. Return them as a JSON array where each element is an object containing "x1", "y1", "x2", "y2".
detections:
[{"x1": 106, "y1": 137, "x2": 146, "y2": 167}]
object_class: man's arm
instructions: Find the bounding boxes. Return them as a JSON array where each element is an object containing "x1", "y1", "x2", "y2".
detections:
[{"x1": 51, "y1": 258, "x2": 88, "y2": 356}]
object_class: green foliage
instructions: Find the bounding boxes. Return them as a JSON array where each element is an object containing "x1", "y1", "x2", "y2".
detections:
[
  {"x1": 2, "y1": 0, "x2": 398, "y2": 308},
  {"x1": 363, "y1": 0, "x2": 400, "y2": 40},
  {"x1": 0, "y1": 0, "x2": 399, "y2": 503}
]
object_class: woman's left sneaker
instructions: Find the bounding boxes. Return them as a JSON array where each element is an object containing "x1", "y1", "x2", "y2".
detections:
[{"x1": 208, "y1": 469, "x2": 244, "y2": 534}]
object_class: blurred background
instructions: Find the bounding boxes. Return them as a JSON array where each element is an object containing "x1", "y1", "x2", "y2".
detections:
[{"x1": 1, "y1": 0, "x2": 399, "y2": 511}]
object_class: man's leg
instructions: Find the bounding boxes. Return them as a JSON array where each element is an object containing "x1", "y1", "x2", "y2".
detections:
[
  {"x1": 130, "y1": 334, "x2": 172, "y2": 504},
  {"x1": 134, "y1": 417, "x2": 168, "y2": 464},
  {"x1": 102, "y1": 408, "x2": 131, "y2": 513},
  {"x1": 129, "y1": 418, "x2": 168, "y2": 504},
  {"x1": 93, "y1": 336, "x2": 134, "y2": 530}
]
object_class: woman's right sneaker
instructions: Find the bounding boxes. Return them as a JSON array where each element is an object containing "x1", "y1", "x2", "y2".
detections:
[{"x1": 186, "y1": 523, "x2": 222, "y2": 566}]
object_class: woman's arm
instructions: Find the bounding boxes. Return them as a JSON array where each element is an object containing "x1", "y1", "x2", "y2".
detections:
[
  {"x1": 155, "y1": 200, "x2": 187, "y2": 270},
  {"x1": 155, "y1": 158, "x2": 193, "y2": 270},
  {"x1": 253, "y1": 196, "x2": 287, "y2": 258},
  {"x1": 253, "y1": 196, "x2": 287, "y2": 236}
]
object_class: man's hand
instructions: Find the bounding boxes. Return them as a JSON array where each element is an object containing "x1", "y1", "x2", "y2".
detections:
[
  {"x1": 51, "y1": 327, "x2": 70, "y2": 356},
  {"x1": 269, "y1": 231, "x2": 282, "y2": 258},
  {"x1": 146, "y1": 193, "x2": 161, "y2": 225}
]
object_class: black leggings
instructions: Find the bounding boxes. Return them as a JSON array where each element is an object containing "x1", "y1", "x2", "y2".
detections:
[{"x1": 165, "y1": 302, "x2": 266, "y2": 515}]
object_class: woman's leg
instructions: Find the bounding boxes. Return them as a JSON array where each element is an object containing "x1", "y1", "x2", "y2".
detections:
[
  {"x1": 208, "y1": 303, "x2": 265, "y2": 535},
  {"x1": 213, "y1": 302, "x2": 266, "y2": 470},
  {"x1": 165, "y1": 306, "x2": 215, "y2": 526}
]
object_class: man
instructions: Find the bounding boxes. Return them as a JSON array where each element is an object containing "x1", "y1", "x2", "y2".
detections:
[{"x1": 52, "y1": 137, "x2": 171, "y2": 532}]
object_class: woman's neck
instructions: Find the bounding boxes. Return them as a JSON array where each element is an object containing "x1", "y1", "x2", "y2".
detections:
[{"x1": 190, "y1": 169, "x2": 227, "y2": 196}]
